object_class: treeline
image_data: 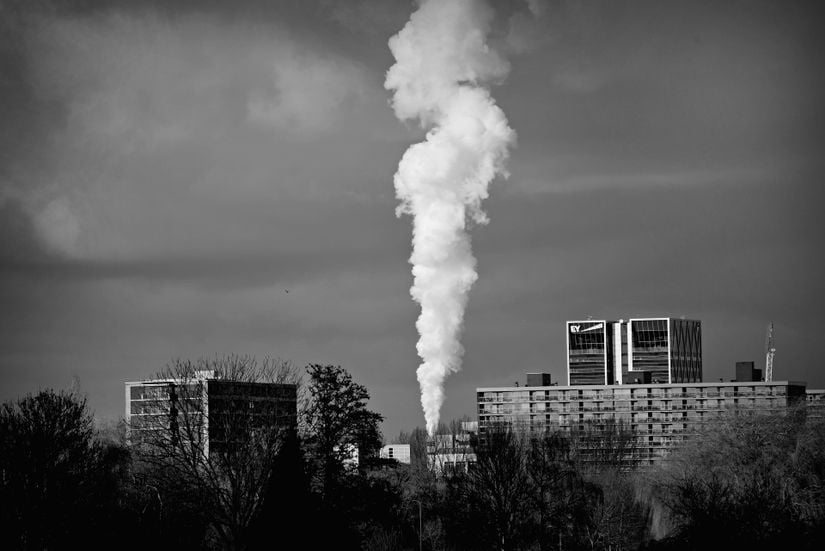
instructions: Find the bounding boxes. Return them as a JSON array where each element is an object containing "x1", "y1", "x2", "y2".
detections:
[
  {"x1": 644, "y1": 409, "x2": 825, "y2": 550},
  {"x1": 402, "y1": 422, "x2": 649, "y2": 551},
  {"x1": 411, "y1": 412, "x2": 825, "y2": 551},
  {"x1": 2, "y1": 359, "x2": 824, "y2": 550},
  {"x1": 0, "y1": 359, "x2": 393, "y2": 550}
]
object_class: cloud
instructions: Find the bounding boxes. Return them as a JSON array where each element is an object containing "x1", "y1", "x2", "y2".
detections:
[
  {"x1": 246, "y1": 51, "x2": 368, "y2": 133},
  {"x1": 4, "y1": 8, "x2": 391, "y2": 260},
  {"x1": 319, "y1": 0, "x2": 411, "y2": 37},
  {"x1": 507, "y1": 166, "x2": 776, "y2": 195},
  {"x1": 27, "y1": 12, "x2": 370, "y2": 148},
  {"x1": 32, "y1": 198, "x2": 82, "y2": 256}
]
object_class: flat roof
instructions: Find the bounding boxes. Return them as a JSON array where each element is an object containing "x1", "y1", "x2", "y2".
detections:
[
  {"x1": 125, "y1": 379, "x2": 295, "y2": 387},
  {"x1": 478, "y1": 380, "x2": 807, "y2": 392},
  {"x1": 565, "y1": 318, "x2": 701, "y2": 323}
]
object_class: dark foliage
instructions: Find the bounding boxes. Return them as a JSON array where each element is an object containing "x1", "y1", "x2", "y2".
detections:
[
  {"x1": 647, "y1": 411, "x2": 825, "y2": 551},
  {"x1": 132, "y1": 356, "x2": 300, "y2": 551},
  {"x1": 303, "y1": 364, "x2": 384, "y2": 498},
  {"x1": 0, "y1": 390, "x2": 126, "y2": 549},
  {"x1": 452, "y1": 426, "x2": 534, "y2": 550},
  {"x1": 437, "y1": 423, "x2": 650, "y2": 551},
  {"x1": 5, "y1": 376, "x2": 824, "y2": 551}
]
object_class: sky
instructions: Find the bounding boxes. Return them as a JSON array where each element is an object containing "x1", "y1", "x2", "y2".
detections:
[{"x1": 1, "y1": 0, "x2": 823, "y2": 440}]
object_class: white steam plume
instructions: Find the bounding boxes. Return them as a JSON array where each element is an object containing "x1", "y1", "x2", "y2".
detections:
[{"x1": 385, "y1": 0, "x2": 515, "y2": 435}]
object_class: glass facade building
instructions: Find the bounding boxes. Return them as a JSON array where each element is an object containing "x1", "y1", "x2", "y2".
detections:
[
  {"x1": 567, "y1": 321, "x2": 612, "y2": 385},
  {"x1": 567, "y1": 317, "x2": 702, "y2": 385}
]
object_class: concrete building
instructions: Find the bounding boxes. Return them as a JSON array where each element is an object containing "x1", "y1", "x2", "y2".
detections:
[
  {"x1": 125, "y1": 370, "x2": 297, "y2": 455},
  {"x1": 427, "y1": 421, "x2": 477, "y2": 473},
  {"x1": 567, "y1": 318, "x2": 702, "y2": 386},
  {"x1": 380, "y1": 444, "x2": 411, "y2": 464},
  {"x1": 478, "y1": 374, "x2": 806, "y2": 465},
  {"x1": 475, "y1": 318, "x2": 814, "y2": 466},
  {"x1": 806, "y1": 388, "x2": 825, "y2": 420}
]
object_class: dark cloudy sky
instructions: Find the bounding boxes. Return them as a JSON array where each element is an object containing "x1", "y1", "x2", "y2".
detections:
[{"x1": 2, "y1": 0, "x2": 823, "y2": 439}]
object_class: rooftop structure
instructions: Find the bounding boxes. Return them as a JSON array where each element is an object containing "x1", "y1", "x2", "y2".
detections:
[{"x1": 736, "y1": 361, "x2": 763, "y2": 382}]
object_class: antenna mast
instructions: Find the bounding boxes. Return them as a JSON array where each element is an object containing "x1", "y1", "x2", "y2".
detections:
[{"x1": 765, "y1": 322, "x2": 775, "y2": 382}]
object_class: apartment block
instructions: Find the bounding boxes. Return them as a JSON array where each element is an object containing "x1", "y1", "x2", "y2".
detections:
[
  {"x1": 125, "y1": 370, "x2": 297, "y2": 455},
  {"x1": 477, "y1": 378, "x2": 806, "y2": 465}
]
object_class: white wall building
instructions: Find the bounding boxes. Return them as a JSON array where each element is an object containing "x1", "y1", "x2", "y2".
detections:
[{"x1": 379, "y1": 444, "x2": 411, "y2": 464}]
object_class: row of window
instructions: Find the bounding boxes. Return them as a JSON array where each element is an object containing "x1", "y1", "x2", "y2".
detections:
[
  {"x1": 480, "y1": 406, "x2": 789, "y2": 428},
  {"x1": 481, "y1": 400, "x2": 785, "y2": 416},
  {"x1": 479, "y1": 386, "x2": 790, "y2": 403}
]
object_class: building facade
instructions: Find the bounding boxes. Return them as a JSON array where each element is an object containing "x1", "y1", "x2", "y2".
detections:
[
  {"x1": 477, "y1": 378, "x2": 806, "y2": 465},
  {"x1": 806, "y1": 389, "x2": 825, "y2": 420},
  {"x1": 566, "y1": 320, "x2": 612, "y2": 385},
  {"x1": 380, "y1": 444, "x2": 412, "y2": 464},
  {"x1": 567, "y1": 318, "x2": 702, "y2": 386},
  {"x1": 427, "y1": 421, "x2": 478, "y2": 473},
  {"x1": 125, "y1": 370, "x2": 297, "y2": 455}
]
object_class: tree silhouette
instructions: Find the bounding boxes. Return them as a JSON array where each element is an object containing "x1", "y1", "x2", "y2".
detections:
[
  {"x1": 648, "y1": 409, "x2": 825, "y2": 550},
  {"x1": 131, "y1": 355, "x2": 299, "y2": 551},
  {"x1": 0, "y1": 390, "x2": 112, "y2": 549},
  {"x1": 303, "y1": 364, "x2": 384, "y2": 498}
]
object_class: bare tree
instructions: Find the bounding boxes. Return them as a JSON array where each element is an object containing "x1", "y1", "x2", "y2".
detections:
[
  {"x1": 427, "y1": 417, "x2": 476, "y2": 476},
  {"x1": 408, "y1": 426, "x2": 429, "y2": 470},
  {"x1": 525, "y1": 424, "x2": 648, "y2": 551},
  {"x1": 130, "y1": 355, "x2": 299, "y2": 551},
  {"x1": 646, "y1": 408, "x2": 825, "y2": 549},
  {"x1": 527, "y1": 431, "x2": 578, "y2": 551},
  {"x1": 580, "y1": 469, "x2": 649, "y2": 551},
  {"x1": 568, "y1": 418, "x2": 639, "y2": 471},
  {"x1": 458, "y1": 423, "x2": 535, "y2": 551}
]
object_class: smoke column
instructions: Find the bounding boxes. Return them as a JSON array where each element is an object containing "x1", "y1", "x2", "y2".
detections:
[{"x1": 385, "y1": 0, "x2": 515, "y2": 435}]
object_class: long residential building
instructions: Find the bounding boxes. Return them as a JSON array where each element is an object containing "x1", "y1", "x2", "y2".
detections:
[{"x1": 477, "y1": 376, "x2": 807, "y2": 465}]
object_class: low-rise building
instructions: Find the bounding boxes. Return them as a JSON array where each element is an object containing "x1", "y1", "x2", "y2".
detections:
[
  {"x1": 427, "y1": 421, "x2": 477, "y2": 473},
  {"x1": 806, "y1": 388, "x2": 825, "y2": 419},
  {"x1": 380, "y1": 444, "x2": 411, "y2": 464}
]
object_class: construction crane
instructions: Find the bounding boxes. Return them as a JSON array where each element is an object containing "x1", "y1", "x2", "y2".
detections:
[{"x1": 765, "y1": 322, "x2": 775, "y2": 382}]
